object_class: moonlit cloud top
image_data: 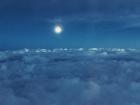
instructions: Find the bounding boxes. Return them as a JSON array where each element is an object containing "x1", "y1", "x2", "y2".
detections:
[{"x1": 0, "y1": 48, "x2": 140, "y2": 105}]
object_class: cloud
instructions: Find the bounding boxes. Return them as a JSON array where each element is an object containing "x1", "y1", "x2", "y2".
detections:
[
  {"x1": 1, "y1": 0, "x2": 140, "y2": 15},
  {"x1": 0, "y1": 48, "x2": 140, "y2": 105},
  {"x1": 42, "y1": 13, "x2": 140, "y2": 28}
]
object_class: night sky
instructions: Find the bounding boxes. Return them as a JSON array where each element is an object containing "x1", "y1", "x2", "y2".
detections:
[{"x1": 0, "y1": 0, "x2": 140, "y2": 49}]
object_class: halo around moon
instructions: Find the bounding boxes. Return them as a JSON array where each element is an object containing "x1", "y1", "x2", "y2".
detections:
[{"x1": 54, "y1": 25, "x2": 63, "y2": 34}]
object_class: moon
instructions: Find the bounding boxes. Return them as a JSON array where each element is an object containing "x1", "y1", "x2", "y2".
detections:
[{"x1": 54, "y1": 25, "x2": 63, "y2": 34}]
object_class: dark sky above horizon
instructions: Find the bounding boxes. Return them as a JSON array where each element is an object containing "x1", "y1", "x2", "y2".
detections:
[{"x1": 0, "y1": 0, "x2": 140, "y2": 49}]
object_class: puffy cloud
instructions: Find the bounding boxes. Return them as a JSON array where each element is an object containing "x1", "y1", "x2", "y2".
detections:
[{"x1": 0, "y1": 48, "x2": 140, "y2": 105}]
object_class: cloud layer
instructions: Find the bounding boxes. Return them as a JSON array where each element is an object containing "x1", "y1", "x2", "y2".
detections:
[{"x1": 0, "y1": 48, "x2": 140, "y2": 105}]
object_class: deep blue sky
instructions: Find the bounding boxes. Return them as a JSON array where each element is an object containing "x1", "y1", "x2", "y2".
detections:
[{"x1": 0, "y1": 0, "x2": 140, "y2": 49}]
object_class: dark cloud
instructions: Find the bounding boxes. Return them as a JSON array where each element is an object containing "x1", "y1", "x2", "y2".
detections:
[{"x1": 1, "y1": 0, "x2": 140, "y2": 16}]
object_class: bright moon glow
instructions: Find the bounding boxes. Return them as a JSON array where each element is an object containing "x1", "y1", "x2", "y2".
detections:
[{"x1": 54, "y1": 25, "x2": 62, "y2": 34}]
